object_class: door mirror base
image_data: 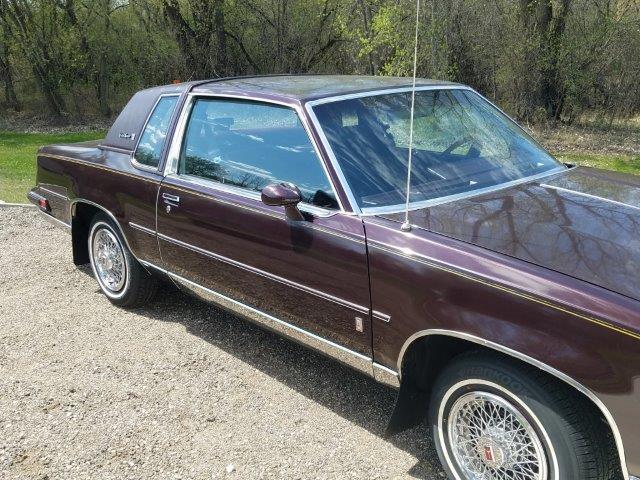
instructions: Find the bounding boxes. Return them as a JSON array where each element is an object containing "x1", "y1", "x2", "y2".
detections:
[{"x1": 284, "y1": 204, "x2": 305, "y2": 221}]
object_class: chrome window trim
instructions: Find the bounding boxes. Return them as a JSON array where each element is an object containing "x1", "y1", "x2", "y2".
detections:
[
  {"x1": 357, "y1": 167, "x2": 567, "y2": 216},
  {"x1": 304, "y1": 85, "x2": 567, "y2": 217},
  {"x1": 159, "y1": 177, "x2": 367, "y2": 242},
  {"x1": 99, "y1": 144, "x2": 133, "y2": 155},
  {"x1": 139, "y1": 259, "x2": 374, "y2": 376},
  {"x1": 157, "y1": 231, "x2": 369, "y2": 314},
  {"x1": 164, "y1": 172, "x2": 337, "y2": 219},
  {"x1": 163, "y1": 92, "x2": 345, "y2": 215},
  {"x1": 132, "y1": 93, "x2": 181, "y2": 173},
  {"x1": 396, "y1": 329, "x2": 629, "y2": 479}
]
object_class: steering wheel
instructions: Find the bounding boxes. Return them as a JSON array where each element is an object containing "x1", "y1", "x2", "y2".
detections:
[{"x1": 442, "y1": 136, "x2": 478, "y2": 155}]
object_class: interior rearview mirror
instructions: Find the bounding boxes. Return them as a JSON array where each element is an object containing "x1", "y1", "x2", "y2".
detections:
[{"x1": 261, "y1": 183, "x2": 304, "y2": 221}]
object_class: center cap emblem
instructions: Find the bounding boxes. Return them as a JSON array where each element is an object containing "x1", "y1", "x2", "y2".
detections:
[
  {"x1": 476, "y1": 438, "x2": 506, "y2": 468},
  {"x1": 484, "y1": 445, "x2": 495, "y2": 462}
]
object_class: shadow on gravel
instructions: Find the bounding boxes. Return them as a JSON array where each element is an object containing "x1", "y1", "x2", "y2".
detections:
[{"x1": 124, "y1": 280, "x2": 443, "y2": 479}]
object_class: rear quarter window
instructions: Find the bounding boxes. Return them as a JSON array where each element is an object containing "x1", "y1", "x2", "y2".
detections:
[{"x1": 134, "y1": 95, "x2": 179, "y2": 168}]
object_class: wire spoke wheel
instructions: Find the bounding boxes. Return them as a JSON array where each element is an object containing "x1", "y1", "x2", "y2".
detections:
[
  {"x1": 92, "y1": 227, "x2": 126, "y2": 292},
  {"x1": 447, "y1": 391, "x2": 548, "y2": 480}
]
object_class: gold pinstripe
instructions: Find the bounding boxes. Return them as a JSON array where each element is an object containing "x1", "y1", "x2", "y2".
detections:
[
  {"x1": 40, "y1": 154, "x2": 161, "y2": 184},
  {"x1": 370, "y1": 241, "x2": 640, "y2": 342},
  {"x1": 43, "y1": 153, "x2": 632, "y2": 339},
  {"x1": 162, "y1": 184, "x2": 366, "y2": 244},
  {"x1": 41, "y1": 154, "x2": 366, "y2": 245}
]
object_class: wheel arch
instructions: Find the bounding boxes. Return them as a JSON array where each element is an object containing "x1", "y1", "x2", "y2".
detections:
[
  {"x1": 69, "y1": 199, "x2": 133, "y2": 265},
  {"x1": 394, "y1": 329, "x2": 628, "y2": 479}
]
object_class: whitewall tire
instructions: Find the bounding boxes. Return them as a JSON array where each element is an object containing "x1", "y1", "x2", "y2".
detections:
[
  {"x1": 88, "y1": 213, "x2": 158, "y2": 307},
  {"x1": 429, "y1": 352, "x2": 619, "y2": 480}
]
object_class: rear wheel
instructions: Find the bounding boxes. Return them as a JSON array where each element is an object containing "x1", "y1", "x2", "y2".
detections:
[
  {"x1": 429, "y1": 352, "x2": 619, "y2": 480},
  {"x1": 88, "y1": 213, "x2": 157, "y2": 307}
]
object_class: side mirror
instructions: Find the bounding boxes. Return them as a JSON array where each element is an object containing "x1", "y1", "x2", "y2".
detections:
[{"x1": 261, "y1": 182, "x2": 304, "y2": 221}]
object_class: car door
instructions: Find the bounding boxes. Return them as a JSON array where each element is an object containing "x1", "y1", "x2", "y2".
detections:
[{"x1": 155, "y1": 95, "x2": 372, "y2": 362}]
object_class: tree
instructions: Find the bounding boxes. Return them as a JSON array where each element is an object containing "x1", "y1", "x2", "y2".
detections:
[
  {"x1": 519, "y1": 0, "x2": 572, "y2": 120},
  {"x1": 162, "y1": 0, "x2": 229, "y2": 78},
  {"x1": 0, "y1": 0, "x2": 68, "y2": 116},
  {"x1": 0, "y1": 25, "x2": 20, "y2": 111}
]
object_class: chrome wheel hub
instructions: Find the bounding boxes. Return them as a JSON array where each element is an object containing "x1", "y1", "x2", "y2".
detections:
[
  {"x1": 448, "y1": 391, "x2": 547, "y2": 480},
  {"x1": 92, "y1": 228, "x2": 126, "y2": 292}
]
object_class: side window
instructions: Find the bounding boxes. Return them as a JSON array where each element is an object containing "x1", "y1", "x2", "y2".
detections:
[
  {"x1": 178, "y1": 98, "x2": 339, "y2": 210},
  {"x1": 134, "y1": 95, "x2": 179, "y2": 168}
]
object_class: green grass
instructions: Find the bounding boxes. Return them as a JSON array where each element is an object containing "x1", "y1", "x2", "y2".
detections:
[
  {"x1": 0, "y1": 131, "x2": 638, "y2": 203},
  {"x1": 555, "y1": 152, "x2": 640, "y2": 175},
  {"x1": 0, "y1": 131, "x2": 105, "y2": 203}
]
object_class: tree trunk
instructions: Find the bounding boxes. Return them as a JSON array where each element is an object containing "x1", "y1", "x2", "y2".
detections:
[
  {"x1": 541, "y1": 0, "x2": 571, "y2": 120},
  {"x1": 357, "y1": 0, "x2": 376, "y2": 75},
  {"x1": 0, "y1": 0, "x2": 66, "y2": 116},
  {"x1": 163, "y1": 0, "x2": 199, "y2": 77},
  {"x1": 213, "y1": 0, "x2": 228, "y2": 76},
  {"x1": 0, "y1": 47, "x2": 20, "y2": 111},
  {"x1": 520, "y1": 0, "x2": 571, "y2": 120},
  {"x1": 94, "y1": 0, "x2": 111, "y2": 117},
  {"x1": 95, "y1": 51, "x2": 111, "y2": 116},
  {"x1": 32, "y1": 63, "x2": 66, "y2": 116}
]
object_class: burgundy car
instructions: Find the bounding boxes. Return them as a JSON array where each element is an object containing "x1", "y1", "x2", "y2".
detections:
[{"x1": 29, "y1": 75, "x2": 640, "y2": 480}]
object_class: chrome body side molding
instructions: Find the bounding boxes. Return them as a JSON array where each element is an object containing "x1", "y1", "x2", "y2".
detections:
[
  {"x1": 373, "y1": 362, "x2": 400, "y2": 388},
  {"x1": 397, "y1": 329, "x2": 629, "y2": 479},
  {"x1": 129, "y1": 222, "x2": 156, "y2": 236},
  {"x1": 37, "y1": 210, "x2": 71, "y2": 231},
  {"x1": 38, "y1": 185, "x2": 69, "y2": 200},
  {"x1": 372, "y1": 310, "x2": 391, "y2": 323},
  {"x1": 157, "y1": 232, "x2": 370, "y2": 314},
  {"x1": 140, "y1": 260, "x2": 376, "y2": 377}
]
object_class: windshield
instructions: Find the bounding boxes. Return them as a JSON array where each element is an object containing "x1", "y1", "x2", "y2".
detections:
[{"x1": 311, "y1": 88, "x2": 564, "y2": 212}]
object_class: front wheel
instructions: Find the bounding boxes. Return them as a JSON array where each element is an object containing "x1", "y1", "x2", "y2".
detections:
[
  {"x1": 429, "y1": 352, "x2": 619, "y2": 480},
  {"x1": 88, "y1": 214, "x2": 157, "y2": 307}
]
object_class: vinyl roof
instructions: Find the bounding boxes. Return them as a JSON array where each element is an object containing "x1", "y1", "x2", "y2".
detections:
[{"x1": 189, "y1": 75, "x2": 461, "y2": 102}]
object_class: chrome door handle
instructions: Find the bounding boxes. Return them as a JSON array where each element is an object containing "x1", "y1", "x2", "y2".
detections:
[{"x1": 162, "y1": 193, "x2": 180, "y2": 205}]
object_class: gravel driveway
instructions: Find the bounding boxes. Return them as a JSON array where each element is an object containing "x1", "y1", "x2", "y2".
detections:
[{"x1": 0, "y1": 208, "x2": 444, "y2": 479}]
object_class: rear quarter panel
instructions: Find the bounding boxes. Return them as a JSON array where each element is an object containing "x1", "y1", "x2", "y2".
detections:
[{"x1": 35, "y1": 144, "x2": 163, "y2": 265}]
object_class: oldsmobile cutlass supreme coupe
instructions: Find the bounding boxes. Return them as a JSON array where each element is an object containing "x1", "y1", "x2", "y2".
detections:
[{"x1": 28, "y1": 75, "x2": 640, "y2": 480}]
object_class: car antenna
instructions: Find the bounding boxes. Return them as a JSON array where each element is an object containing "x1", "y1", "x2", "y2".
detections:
[{"x1": 401, "y1": 0, "x2": 421, "y2": 232}]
